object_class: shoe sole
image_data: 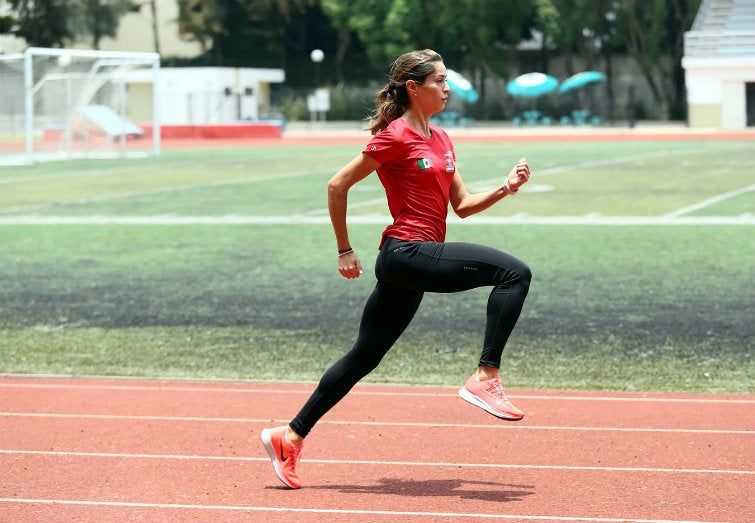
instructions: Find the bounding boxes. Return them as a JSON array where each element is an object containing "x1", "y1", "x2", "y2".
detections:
[
  {"x1": 458, "y1": 387, "x2": 524, "y2": 421},
  {"x1": 260, "y1": 428, "x2": 298, "y2": 489}
]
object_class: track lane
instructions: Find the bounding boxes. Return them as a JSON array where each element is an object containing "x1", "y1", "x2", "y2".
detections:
[
  {"x1": 1, "y1": 377, "x2": 753, "y2": 431},
  {"x1": 3, "y1": 454, "x2": 753, "y2": 523},
  {"x1": 1, "y1": 376, "x2": 753, "y2": 523},
  {"x1": 1, "y1": 416, "x2": 752, "y2": 471}
]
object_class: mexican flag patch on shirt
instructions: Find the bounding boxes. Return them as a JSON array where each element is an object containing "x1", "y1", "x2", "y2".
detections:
[{"x1": 417, "y1": 158, "x2": 432, "y2": 170}]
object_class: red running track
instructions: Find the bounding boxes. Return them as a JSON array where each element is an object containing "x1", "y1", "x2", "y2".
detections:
[{"x1": 0, "y1": 375, "x2": 753, "y2": 523}]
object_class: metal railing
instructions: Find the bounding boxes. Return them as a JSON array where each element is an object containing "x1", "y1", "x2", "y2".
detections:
[{"x1": 684, "y1": 30, "x2": 755, "y2": 57}]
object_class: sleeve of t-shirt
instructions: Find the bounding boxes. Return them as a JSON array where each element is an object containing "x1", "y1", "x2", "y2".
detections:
[{"x1": 363, "y1": 126, "x2": 404, "y2": 165}]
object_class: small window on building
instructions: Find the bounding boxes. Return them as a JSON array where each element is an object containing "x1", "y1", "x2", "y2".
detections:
[{"x1": 746, "y1": 83, "x2": 755, "y2": 127}]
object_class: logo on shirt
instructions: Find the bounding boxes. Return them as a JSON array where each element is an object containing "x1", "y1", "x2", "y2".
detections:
[
  {"x1": 417, "y1": 158, "x2": 432, "y2": 170},
  {"x1": 444, "y1": 151, "x2": 455, "y2": 172}
]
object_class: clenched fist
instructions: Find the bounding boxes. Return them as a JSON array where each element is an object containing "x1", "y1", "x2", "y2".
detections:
[{"x1": 505, "y1": 157, "x2": 530, "y2": 194}]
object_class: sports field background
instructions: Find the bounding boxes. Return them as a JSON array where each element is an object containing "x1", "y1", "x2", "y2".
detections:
[{"x1": 1, "y1": 132, "x2": 753, "y2": 393}]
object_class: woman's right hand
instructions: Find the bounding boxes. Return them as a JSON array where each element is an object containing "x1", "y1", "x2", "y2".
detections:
[{"x1": 338, "y1": 251, "x2": 363, "y2": 279}]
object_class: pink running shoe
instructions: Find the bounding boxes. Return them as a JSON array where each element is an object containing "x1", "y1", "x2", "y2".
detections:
[
  {"x1": 458, "y1": 374, "x2": 524, "y2": 420},
  {"x1": 261, "y1": 426, "x2": 303, "y2": 489}
]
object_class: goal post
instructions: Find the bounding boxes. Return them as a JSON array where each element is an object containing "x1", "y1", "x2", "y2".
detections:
[{"x1": 0, "y1": 47, "x2": 160, "y2": 165}]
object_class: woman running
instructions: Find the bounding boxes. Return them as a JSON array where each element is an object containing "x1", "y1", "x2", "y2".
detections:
[{"x1": 262, "y1": 49, "x2": 532, "y2": 489}]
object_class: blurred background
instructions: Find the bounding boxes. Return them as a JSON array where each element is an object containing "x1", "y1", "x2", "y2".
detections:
[{"x1": 1, "y1": 0, "x2": 753, "y2": 129}]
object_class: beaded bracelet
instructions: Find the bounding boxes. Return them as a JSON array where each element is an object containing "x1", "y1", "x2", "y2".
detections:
[{"x1": 338, "y1": 248, "x2": 354, "y2": 257}]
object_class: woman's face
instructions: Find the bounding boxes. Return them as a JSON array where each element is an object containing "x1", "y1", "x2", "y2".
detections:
[{"x1": 410, "y1": 61, "x2": 450, "y2": 115}]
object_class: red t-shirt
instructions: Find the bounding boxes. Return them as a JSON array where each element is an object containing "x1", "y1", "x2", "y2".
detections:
[{"x1": 363, "y1": 118, "x2": 457, "y2": 245}]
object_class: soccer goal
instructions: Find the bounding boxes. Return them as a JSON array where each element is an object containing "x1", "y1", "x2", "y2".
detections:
[{"x1": 0, "y1": 47, "x2": 160, "y2": 165}]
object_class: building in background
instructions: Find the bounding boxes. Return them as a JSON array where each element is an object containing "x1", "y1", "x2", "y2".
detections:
[
  {"x1": 94, "y1": 0, "x2": 200, "y2": 57},
  {"x1": 155, "y1": 67, "x2": 285, "y2": 126},
  {"x1": 683, "y1": 0, "x2": 755, "y2": 128}
]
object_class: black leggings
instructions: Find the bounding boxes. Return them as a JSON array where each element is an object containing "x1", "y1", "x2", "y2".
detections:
[{"x1": 289, "y1": 237, "x2": 531, "y2": 438}]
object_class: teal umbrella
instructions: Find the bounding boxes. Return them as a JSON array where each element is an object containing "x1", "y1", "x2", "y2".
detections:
[
  {"x1": 558, "y1": 71, "x2": 606, "y2": 95},
  {"x1": 445, "y1": 69, "x2": 479, "y2": 103},
  {"x1": 506, "y1": 72, "x2": 559, "y2": 98}
]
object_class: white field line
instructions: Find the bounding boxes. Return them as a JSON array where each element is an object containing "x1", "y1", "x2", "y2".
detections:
[
  {"x1": 465, "y1": 148, "x2": 714, "y2": 190},
  {"x1": 0, "y1": 498, "x2": 739, "y2": 523},
  {"x1": 664, "y1": 183, "x2": 755, "y2": 217},
  {"x1": 1, "y1": 412, "x2": 752, "y2": 435},
  {"x1": 1, "y1": 449, "x2": 752, "y2": 476},
  {"x1": 0, "y1": 162, "x2": 194, "y2": 184},
  {"x1": 0, "y1": 167, "x2": 330, "y2": 215},
  {"x1": 0, "y1": 141, "x2": 736, "y2": 187},
  {"x1": 0, "y1": 151, "x2": 345, "y2": 185},
  {"x1": 304, "y1": 144, "x2": 755, "y2": 215},
  {"x1": 1, "y1": 379, "x2": 753, "y2": 404},
  {"x1": 1, "y1": 214, "x2": 754, "y2": 225},
  {"x1": 2, "y1": 142, "x2": 751, "y2": 222}
]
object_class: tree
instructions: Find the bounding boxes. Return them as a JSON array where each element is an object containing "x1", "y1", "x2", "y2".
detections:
[
  {"x1": 177, "y1": 0, "x2": 228, "y2": 56},
  {"x1": 322, "y1": 0, "x2": 535, "y2": 95},
  {"x1": 229, "y1": 0, "x2": 319, "y2": 68},
  {"x1": 533, "y1": 0, "x2": 621, "y2": 118},
  {"x1": 9, "y1": 0, "x2": 73, "y2": 48},
  {"x1": 534, "y1": 0, "x2": 617, "y2": 74},
  {"x1": 0, "y1": 13, "x2": 14, "y2": 36},
  {"x1": 615, "y1": 0, "x2": 700, "y2": 120},
  {"x1": 432, "y1": 0, "x2": 535, "y2": 75},
  {"x1": 178, "y1": 0, "x2": 320, "y2": 67},
  {"x1": 6, "y1": 0, "x2": 136, "y2": 50},
  {"x1": 323, "y1": 0, "x2": 432, "y2": 68},
  {"x1": 69, "y1": 0, "x2": 138, "y2": 50}
]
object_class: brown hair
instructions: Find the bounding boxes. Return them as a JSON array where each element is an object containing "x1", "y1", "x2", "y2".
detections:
[{"x1": 366, "y1": 49, "x2": 443, "y2": 135}]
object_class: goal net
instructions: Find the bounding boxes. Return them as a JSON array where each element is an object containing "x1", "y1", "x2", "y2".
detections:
[{"x1": 0, "y1": 47, "x2": 160, "y2": 165}]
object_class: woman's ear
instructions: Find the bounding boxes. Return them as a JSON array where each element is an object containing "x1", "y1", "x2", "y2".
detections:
[{"x1": 406, "y1": 80, "x2": 419, "y2": 97}]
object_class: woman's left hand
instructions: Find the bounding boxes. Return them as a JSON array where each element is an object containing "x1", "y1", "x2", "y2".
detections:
[
  {"x1": 506, "y1": 157, "x2": 530, "y2": 193},
  {"x1": 338, "y1": 251, "x2": 363, "y2": 279}
]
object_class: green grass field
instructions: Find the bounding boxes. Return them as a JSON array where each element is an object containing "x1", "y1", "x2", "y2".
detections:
[{"x1": 1, "y1": 137, "x2": 753, "y2": 393}]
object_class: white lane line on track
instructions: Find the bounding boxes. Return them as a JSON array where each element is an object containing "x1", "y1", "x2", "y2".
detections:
[
  {"x1": 1, "y1": 380, "x2": 753, "y2": 404},
  {"x1": 1, "y1": 450, "x2": 752, "y2": 476},
  {"x1": 1, "y1": 413, "x2": 752, "y2": 435},
  {"x1": 0, "y1": 499, "x2": 738, "y2": 523}
]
